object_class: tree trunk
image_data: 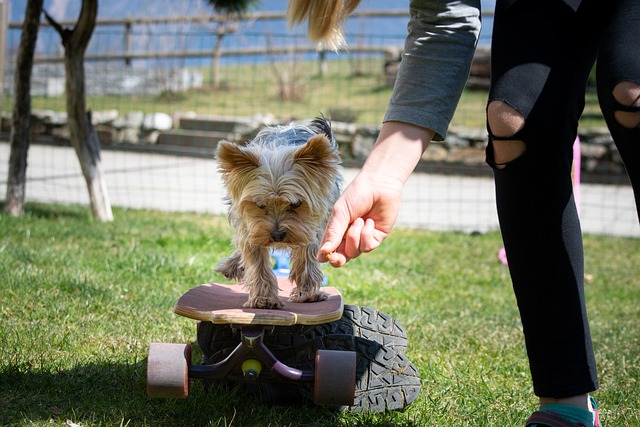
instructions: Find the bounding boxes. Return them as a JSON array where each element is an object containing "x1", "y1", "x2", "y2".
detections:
[
  {"x1": 3, "y1": 0, "x2": 44, "y2": 216},
  {"x1": 46, "y1": 0, "x2": 113, "y2": 221},
  {"x1": 65, "y1": 53, "x2": 113, "y2": 221},
  {"x1": 212, "y1": 32, "x2": 224, "y2": 90}
]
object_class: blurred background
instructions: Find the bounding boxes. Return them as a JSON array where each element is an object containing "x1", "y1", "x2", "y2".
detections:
[{"x1": 2, "y1": 0, "x2": 638, "y2": 237}]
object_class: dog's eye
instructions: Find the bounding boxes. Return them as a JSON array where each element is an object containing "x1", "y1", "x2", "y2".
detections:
[
  {"x1": 289, "y1": 200, "x2": 302, "y2": 210},
  {"x1": 256, "y1": 203, "x2": 266, "y2": 210}
]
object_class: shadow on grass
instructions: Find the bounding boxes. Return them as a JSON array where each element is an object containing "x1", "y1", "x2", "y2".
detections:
[
  {"x1": 0, "y1": 305, "x2": 419, "y2": 425},
  {"x1": 0, "y1": 358, "x2": 346, "y2": 426},
  {"x1": 0, "y1": 202, "x2": 91, "y2": 220}
]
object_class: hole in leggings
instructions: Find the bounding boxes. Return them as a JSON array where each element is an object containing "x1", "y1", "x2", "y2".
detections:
[
  {"x1": 613, "y1": 81, "x2": 640, "y2": 129},
  {"x1": 487, "y1": 101, "x2": 527, "y2": 167}
]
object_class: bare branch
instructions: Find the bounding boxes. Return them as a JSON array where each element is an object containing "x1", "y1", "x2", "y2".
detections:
[{"x1": 42, "y1": 8, "x2": 70, "y2": 41}]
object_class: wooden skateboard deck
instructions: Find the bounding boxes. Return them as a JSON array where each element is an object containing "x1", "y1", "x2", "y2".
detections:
[{"x1": 174, "y1": 278, "x2": 343, "y2": 326}]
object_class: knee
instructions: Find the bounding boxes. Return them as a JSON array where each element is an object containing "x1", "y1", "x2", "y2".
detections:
[
  {"x1": 487, "y1": 100, "x2": 527, "y2": 168},
  {"x1": 613, "y1": 81, "x2": 640, "y2": 129}
]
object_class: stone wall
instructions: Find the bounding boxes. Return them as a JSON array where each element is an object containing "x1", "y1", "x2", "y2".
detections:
[
  {"x1": 2, "y1": 64, "x2": 204, "y2": 98},
  {"x1": 0, "y1": 110, "x2": 627, "y2": 184},
  {"x1": 383, "y1": 46, "x2": 492, "y2": 90}
]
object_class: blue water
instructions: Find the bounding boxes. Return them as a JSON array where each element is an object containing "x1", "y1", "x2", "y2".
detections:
[{"x1": 6, "y1": 0, "x2": 494, "y2": 68}]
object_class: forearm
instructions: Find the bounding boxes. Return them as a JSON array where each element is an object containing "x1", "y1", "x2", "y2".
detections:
[
  {"x1": 316, "y1": 0, "x2": 482, "y2": 268},
  {"x1": 360, "y1": 121, "x2": 433, "y2": 186},
  {"x1": 319, "y1": 121, "x2": 432, "y2": 266}
]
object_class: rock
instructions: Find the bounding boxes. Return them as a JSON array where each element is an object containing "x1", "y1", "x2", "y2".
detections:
[
  {"x1": 91, "y1": 109, "x2": 119, "y2": 125},
  {"x1": 33, "y1": 109, "x2": 67, "y2": 125},
  {"x1": 444, "y1": 134, "x2": 469, "y2": 148},
  {"x1": 113, "y1": 111, "x2": 145, "y2": 129},
  {"x1": 351, "y1": 133, "x2": 376, "y2": 159},
  {"x1": 143, "y1": 112, "x2": 173, "y2": 130},
  {"x1": 580, "y1": 142, "x2": 608, "y2": 160},
  {"x1": 421, "y1": 143, "x2": 449, "y2": 162},
  {"x1": 95, "y1": 125, "x2": 116, "y2": 145},
  {"x1": 116, "y1": 127, "x2": 141, "y2": 144},
  {"x1": 142, "y1": 129, "x2": 161, "y2": 144}
]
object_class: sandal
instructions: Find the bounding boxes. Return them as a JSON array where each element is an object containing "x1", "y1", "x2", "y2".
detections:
[{"x1": 525, "y1": 397, "x2": 600, "y2": 427}]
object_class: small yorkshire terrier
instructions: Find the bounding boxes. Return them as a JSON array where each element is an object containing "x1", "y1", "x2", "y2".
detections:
[{"x1": 215, "y1": 117, "x2": 342, "y2": 309}]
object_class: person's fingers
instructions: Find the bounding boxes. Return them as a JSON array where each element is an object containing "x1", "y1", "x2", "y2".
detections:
[
  {"x1": 323, "y1": 218, "x2": 387, "y2": 267},
  {"x1": 321, "y1": 219, "x2": 363, "y2": 267},
  {"x1": 317, "y1": 202, "x2": 352, "y2": 262},
  {"x1": 344, "y1": 217, "x2": 364, "y2": 259},
  {"x1": 325, "y1": 243, "x2": 349, "y2": 267},
  {"x1": 359, "y1": 218, "x2": 380, "y2": 253},
  {"x1": 318, "y1": 242, "x2": 334, "y2": 262}
]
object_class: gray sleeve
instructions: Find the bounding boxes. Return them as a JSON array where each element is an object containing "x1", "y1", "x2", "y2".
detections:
[{"x1": 383, "y1": 0, "x2": 482, "y2": 141}]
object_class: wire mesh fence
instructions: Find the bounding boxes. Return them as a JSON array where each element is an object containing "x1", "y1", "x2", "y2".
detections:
[{"x1": 1, "y1": 9, "x2": 638, "y2": 237}]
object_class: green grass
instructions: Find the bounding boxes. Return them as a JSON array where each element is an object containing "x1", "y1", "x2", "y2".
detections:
[{"x1": 1, "y1": 203, "x2": 638, "y2": 426}]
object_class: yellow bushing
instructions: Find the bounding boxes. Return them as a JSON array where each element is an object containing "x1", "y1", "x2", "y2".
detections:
[{"x1": 242, "y1": 359, "x2": 262, "y2": 380}]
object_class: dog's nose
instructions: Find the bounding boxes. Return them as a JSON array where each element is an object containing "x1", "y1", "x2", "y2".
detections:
[{"x1": 270, "y1": 230, "x2": 286, "y2": 242}]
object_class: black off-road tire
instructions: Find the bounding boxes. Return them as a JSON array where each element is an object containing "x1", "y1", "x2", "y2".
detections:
[
  {"x1": 197, "y1": 305, "x2": 409, "y2": 362},
  {"x1": 195, "y1": 305, "x2": 421, "y2": 413}
]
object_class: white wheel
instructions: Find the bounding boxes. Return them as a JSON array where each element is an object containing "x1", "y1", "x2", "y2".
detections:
[
  {"x1": 147, "y1": 343, "x2": 191, "y2": 398},
  {"x1": 314, "y1": 349, "x2": 356, "y2": 406}
]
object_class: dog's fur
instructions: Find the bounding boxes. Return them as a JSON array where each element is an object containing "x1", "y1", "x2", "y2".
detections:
[{"x1": 215, "y1": 117, "x2": 342, "y2": 309}]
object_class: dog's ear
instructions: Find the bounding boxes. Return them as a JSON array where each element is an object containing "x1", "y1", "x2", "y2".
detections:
[
  {"x1": 293, "y1": 134, "x2": 340, "y2": 177},
  {"x1": 216, "y1": 141, "x2": 260, "y2": 198},
  {"x1": 216, "y1": 140, "x2": 260, "y2": 175}
]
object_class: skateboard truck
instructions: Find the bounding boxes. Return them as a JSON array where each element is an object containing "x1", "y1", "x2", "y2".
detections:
[
  {"x1": 186, "y1": 325, "x2": 316, "y2": 383},
  {"x1": 147, "y1": 280, "x2": 357, "y2": 406}
]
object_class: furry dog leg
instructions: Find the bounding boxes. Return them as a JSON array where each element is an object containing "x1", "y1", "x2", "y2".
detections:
[
  {"x1": 215, "y1": 249, "x2": 244, "y2": 281},
  {"x1": 241, "y1": 245, "x2": 283, "y2": 309},
  {"x1": 289, "y1": 244, "x2": 328, "y2": 303}
]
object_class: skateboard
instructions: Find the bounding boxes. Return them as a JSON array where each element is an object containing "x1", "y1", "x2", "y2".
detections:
[{"x1": 146, "y1": 278, "x2": 357, "y2": 407}]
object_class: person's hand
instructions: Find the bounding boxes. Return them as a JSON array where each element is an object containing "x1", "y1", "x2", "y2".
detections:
[
  {"x1": 317, "y1": 121, "x2": 433, "y2": 267},
  {"x1": 318, "y1": 171, "x2": 403, "y2": 267}
]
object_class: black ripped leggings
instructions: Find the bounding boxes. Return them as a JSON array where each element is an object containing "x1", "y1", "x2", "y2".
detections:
[{"x1": 487, "y1": 0, "x2": 640, "y2": 398}]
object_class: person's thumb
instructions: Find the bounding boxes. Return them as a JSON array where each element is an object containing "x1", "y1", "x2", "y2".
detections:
[{"x1": 317, "y1": 204, "x2": 351, "y2": 261}]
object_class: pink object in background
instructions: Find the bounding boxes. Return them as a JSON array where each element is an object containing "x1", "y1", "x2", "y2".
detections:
[
  {"x1": 498, "y1": 247, "x2": 508, "y2": 266},
  {"x1": 573, "y1": 137, "x2": 581, "y2": 215}
]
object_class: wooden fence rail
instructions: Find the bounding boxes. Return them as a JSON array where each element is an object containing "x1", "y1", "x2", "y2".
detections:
[{"x1": 6, "y1": 9, "x2": 494, "y2": 65}]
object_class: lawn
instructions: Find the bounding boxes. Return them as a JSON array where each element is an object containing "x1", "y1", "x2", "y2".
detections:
[
  {"x1": 3, "y1": 58, "x2": 608, "y2": 131},
  {"x1": 1, "y1": 203, "x2": 638, "y2": 426}
]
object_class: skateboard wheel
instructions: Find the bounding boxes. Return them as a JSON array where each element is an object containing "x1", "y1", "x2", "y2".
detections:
[
  {"x1": 313, "y1": 349, "x2": 356, "y2": 406},
  {"x1": 147, "y1": 343, "x2": 191, "y2": 398}
]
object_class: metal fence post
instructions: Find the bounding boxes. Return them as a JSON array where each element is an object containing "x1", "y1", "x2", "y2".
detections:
[{"x1": 0, "y1": 1, "x2": 9, "y2": 115}]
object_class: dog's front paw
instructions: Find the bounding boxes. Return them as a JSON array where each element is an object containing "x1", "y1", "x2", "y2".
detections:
[
  {"x1": 244, "y1": 296, "x2": 284, "y2": 309},
  {"x1": 289, "y1": 288, "x2": 328, "y2": 303},
  {"x1": 216, "y1": 254, "x2": 244, "y2": 281}
]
